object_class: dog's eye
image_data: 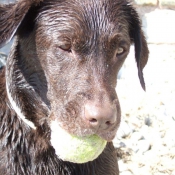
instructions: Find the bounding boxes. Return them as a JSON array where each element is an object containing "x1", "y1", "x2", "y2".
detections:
[
  {"x1": 116, "y1": 47, "x2": 124, "y2": 56},
  {"x1": 59, "y1": 44, "x2": 71, "y2": 52}
]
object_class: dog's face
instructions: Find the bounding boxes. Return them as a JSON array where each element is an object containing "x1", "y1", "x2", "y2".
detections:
[
  {"x1": 35, "y1": 0, "x2": 133, "y2": 140},
  {"x1": 0, "y1": 0, "x2": 148, "y2": 142}
]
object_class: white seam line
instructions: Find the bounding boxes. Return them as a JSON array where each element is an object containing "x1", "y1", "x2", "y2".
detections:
[{"x1": 6, "y1": 80, "x2": 37, "y2": 130}]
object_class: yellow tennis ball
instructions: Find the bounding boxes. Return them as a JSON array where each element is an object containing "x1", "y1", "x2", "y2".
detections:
[{"x1": 50, "y1": 121, "x2": 107, "y2": 164}]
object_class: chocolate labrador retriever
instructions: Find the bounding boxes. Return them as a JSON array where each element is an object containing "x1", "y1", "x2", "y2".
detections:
[{"x1": 0, "y1": 0, "x2": 148, "y2": 174}]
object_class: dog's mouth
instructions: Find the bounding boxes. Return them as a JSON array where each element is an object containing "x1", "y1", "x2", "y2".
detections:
[
  {"x1": 48, "y1": 97, "x2": 120, "y2": 142},
  {"x1": 49, "y1": 120, "x2": 108, "y2": 163},
  {"x1": 48, "y1": 116, "x2": 118, "y2": 142}
]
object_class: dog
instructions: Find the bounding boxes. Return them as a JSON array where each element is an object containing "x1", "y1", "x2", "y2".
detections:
[{"x1": 0, "y1": 0, "x2": 149, "y2": 174}]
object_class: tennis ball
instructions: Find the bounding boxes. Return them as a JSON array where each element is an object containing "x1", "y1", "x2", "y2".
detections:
[{"x1": 50, "y1": 121, "x2": 107, "y2": 164}]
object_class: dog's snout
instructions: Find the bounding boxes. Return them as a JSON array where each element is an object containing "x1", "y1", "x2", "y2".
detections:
[{"x1": 84, "y1": 100, "x2": 117, "y2": 131}]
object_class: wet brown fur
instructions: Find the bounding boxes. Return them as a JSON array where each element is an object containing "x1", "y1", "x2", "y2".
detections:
[{"x1": 0, "y1": 0, "x2": 149, "y2": 174}]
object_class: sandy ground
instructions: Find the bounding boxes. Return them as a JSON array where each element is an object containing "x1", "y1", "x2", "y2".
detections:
[{"x1": 114, "y1": 7, "x2": 175, "y2": 175}]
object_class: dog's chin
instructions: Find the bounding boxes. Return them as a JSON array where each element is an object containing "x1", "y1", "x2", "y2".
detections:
[
  {"x1": 98, "y1": 132, "x2": 116, "y2": 142},
  {"x1": 49, "y1": 119, "x2": 117, "y2": 143}
]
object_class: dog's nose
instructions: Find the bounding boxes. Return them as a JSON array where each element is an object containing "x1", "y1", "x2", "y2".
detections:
[{"x1": 84, "y1": 100, "x2": 117, "y2": 131}]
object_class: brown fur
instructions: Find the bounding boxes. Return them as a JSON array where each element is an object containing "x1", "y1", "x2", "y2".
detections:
[{"x1": 0, "y1": 0, "x2": 149, "y2": 174}]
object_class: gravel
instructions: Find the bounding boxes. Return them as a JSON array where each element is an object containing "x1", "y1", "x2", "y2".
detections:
[
  {"x1": 114, "y1": 8, "x2": 175, "y2": 175},
  {"x1": 114, "y1": 43, "x2": 175, "y2": 174}
]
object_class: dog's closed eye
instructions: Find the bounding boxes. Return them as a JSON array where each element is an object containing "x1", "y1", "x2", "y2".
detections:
[
  {"x1": 57, "y1": 37, "x2": 72, "y2": 53},
  {"x1": 59, "y1": 43, "x2": 72, "y2": 52}
]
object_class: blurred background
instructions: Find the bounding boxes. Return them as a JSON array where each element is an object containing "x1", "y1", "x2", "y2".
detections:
[
  {"x1": 0, "y1": 0, "x2": 175, "y2": 175},
  {"x1": 0, "y1": 0, "x2": 14, "y2": 3},
  {"x1": 115, "y1": 1, "x2": 175, "y2": 175}
]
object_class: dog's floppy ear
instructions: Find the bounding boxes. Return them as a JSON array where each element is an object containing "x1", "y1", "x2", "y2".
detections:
[
  {"x1": 0, "y1": 0, "x2": 43, "y2": 48},
  {"x1": 127, "y1": 6, "x2": 149, "y2": 91}
]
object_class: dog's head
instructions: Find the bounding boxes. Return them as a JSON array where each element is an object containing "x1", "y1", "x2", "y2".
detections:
[{"x1": 0, "y1": 0, "x2": 148, "y2": 142}]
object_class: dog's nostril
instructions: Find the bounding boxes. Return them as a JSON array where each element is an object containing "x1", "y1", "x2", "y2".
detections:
[
  {"x1": 105, "y1": 121, "x2": 111, "y2": 125},
  {"x1": 89, "y1": 118, "x2": 98, "y2": 123},
  {"x1": 89, "y1": 118, "x2": 112, "y2": 126}
]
